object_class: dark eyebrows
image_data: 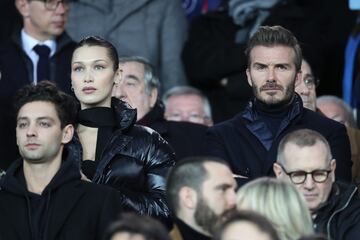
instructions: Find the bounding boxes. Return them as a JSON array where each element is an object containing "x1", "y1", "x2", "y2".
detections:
[
  {"x1": 215, "y1": 183, "x2": 233, "y2": 190},
  {"x1": 16, "y1": 116, "x2": 55, "y2": 123},
  {"x1": 252, "y1": 62, "x2": 267, "y2": 68}
]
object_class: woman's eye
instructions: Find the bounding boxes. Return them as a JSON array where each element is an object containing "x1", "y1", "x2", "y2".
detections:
[
  {"x1": 73, "y1": 66, "x2": 84, "y2": 72},
  {"x1": 94, "y1": 65, "x2": 105, "y2": 70}
]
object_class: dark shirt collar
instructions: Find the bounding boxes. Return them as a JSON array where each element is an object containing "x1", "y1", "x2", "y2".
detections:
[{"x1": 176, "y1": 218, "x2": 211, "y2": 240}]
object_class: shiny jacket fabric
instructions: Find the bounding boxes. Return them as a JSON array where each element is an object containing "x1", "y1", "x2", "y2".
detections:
[
  {"x1": 72, "y1": 98, "x2": 176, "y2": 223},
  {"x1": 205, "y1": 94, "x2": 352, "y2": 186},
  {"x1": 314, "y1": 182, "x2": 360, "y2": 240}
]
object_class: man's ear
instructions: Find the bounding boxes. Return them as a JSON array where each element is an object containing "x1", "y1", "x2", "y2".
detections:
[
  {"x1": 295, "y1": 70, "x2": 302, "y2": 87},
  {"x1": 330, "y1": 159, "x2": 337, "y2": 182},
  {"x1": 149, "y1": 88, "x2": 158, "y2": 108},
  {"x1": 15, "y1": 0, "x2": 30, "y2": 17},
  {"x1": 273, "y1": 163, "x2": 283, "y2": 178},
  {"x1": 179, "y1": 187, "x2": 197, "y2": 210},
  {"x1": 61, "y1": 124, "x2": 74, "y2": 144},
  {"x1": 246, "y1": 68, "x2": 252, "y2": 87}
]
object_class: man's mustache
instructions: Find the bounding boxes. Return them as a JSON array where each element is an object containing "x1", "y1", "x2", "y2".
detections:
[{"x1": 260, "y1": 83, "x2": 284, "y2": 91}]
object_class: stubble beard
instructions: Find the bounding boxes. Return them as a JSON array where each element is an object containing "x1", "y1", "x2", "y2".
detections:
[{"x1": 194, "y1": 196, "x2": 220, "y2": 235}]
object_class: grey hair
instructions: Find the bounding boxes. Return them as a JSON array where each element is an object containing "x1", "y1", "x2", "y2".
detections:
[
  {"x1": 118, "y1": 56, "x2": 160, "y2": 95},
  {"x1": 277, "y1": 129, "x2": 333, "y2": 166},
  {"x1": 162, "y1": 86, "x2": 212, "y2": 119},
  {"x1": 316, "y1": 95, "x2": 356, "y2": 128}
]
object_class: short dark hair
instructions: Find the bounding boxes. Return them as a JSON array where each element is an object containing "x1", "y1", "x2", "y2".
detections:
[
  {"x1": 14, "y1": 81, "x2": 78, "y2": 129},
  {"x1": 75, "y1": 36, "x2": 119, "y2": 71},
  {"x1": 245, "y1": 25, "x2": 302, "y2": 71},
  {"x1": 103, "y1": 213, "x2": 170, "y2": 240},
  {"x1": 277, "y1": 129, "x2": 332, "y2": 165},
  {"x1": 214, "y1": 210, "x2": 280, "y2": 240},
  {"x1": 166, "y1": 156, "x2": 229, "y2": 214}
]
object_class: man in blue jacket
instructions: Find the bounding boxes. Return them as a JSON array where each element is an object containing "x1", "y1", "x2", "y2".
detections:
[{"x1": 205, "y1": 25, "x2": 352, "y2": 186}]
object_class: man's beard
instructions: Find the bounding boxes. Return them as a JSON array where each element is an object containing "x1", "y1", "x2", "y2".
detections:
[
  {"x1": 253, "y1": 79, "x2": 296, "y2": 108},
  {"x1": 194, "y1": 196, "x2": 219, "y2": 235}
]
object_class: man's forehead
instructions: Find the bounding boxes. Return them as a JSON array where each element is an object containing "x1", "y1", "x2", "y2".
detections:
[
  {"x1": 282, "y1": 141, "x2": 329, "y2": 168},
  {"x1": 203, "y1": 162, "x2": 235, "y2": 184},
  {"x1": 18, "y1": 101, "x2": 58, "y2": 119}
]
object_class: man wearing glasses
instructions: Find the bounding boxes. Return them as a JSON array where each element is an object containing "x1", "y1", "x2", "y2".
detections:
[
  {"x1": 0, "y1": 0, "x2": 75, "y2": 170},
  {"x1": 295, "y1": 59, "x2": 319, "y2": 112},
  {"x1": 274, "y1": 128, "x2": 360, "y2": 240}
]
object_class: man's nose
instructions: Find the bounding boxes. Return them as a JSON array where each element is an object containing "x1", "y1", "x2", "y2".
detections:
[
  {"x1": 112, "y1": 82, "x2": 126, "y2": 100},
  {"x1": 303, "y1": 174, "x2": 315, "y2": 190},
  {"x1": 226, "y1": 189, "x2": 237, "y2": 209},
  {"x1": 26, "y1": 124, "x2": 37, "y2": 137},
  {"x1": 266, "y1": 68, "x2": 276, "y2": 82}
]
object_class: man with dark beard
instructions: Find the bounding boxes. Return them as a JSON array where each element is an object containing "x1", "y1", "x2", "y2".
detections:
[
  {"x1": 166, "y1": 156, "x2": 237, "y2": 240},
  {"x1": 205, "y1": 25, "x2": 352, "y2": 187}
]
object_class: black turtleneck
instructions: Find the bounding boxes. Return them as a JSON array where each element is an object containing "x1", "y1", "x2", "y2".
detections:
[
  {"x1": 77, "y1": 107, "x2": 116, "y2": 179},
  {"x1": 254, "y1": 99, "x2": 292, "y2": 136},
  {"x1": 176, "y1": 218, "x2": 211, "y2": 240}
]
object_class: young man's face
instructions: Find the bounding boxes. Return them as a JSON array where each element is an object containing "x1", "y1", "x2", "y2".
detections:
[
  {"x1": 246, "y1": 45, "x2": 301, "y2": 107},
  {"x1": 112, "y1": 61, "x2": 157, "y2": 121},
  {"x1": 17, "y1": 0, "x2": 69, "y2": 41},
  {"x1": 194, "y1": 162, "x2": 237, "y2": 233},
  {"x1": 16, "y1": 101, "x2": 72, "y2": 164},
  {"x1": 274, "y1": 141, "x2": 335, "y2": 213}
]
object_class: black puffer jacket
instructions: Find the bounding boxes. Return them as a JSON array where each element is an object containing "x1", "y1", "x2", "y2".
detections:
[{"x1": 71, "y1": 98, "x2": 176, "y2": 223}]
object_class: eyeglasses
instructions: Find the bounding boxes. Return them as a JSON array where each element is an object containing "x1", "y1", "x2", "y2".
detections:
[
  {"x1": 32, "y1": 0, "x2": 70, "y2": 11},
  {"x1": 302, "y1": 76, "x2": 320, "y2": 90},
  {"x1": 279, "y1": 164, "x2": 331, "y2": 184}
]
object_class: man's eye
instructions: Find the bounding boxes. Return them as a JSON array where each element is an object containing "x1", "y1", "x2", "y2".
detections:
[
  {"x1": 255, "y1": 65, "x2": 266, "y2": 70},
  {"x1": 276, "y1": 65, "x2": 287, "y2": 71},
  {"x1": 39, "y1": 121, "x2": 51, "y2": 128},
  {"x1": 17, "y1": 122, "x2": 27, "y2": 128}
]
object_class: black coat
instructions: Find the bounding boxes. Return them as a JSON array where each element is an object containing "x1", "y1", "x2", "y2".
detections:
[
  {"x1": 314, "y1": 182, "x2": 360, "y2": 240},
  {"x1": 138, "y1": 101, "x2": 208, "y2": 161},
  {"x1": 205, "y1": 95, "x2": 352, "y2": 186},
  {"x1": 0, "y1": 147, "x2": 121, "y2": 240},
  {"x1": 72, "y1": 98, "x2": 176, "y2": 224},
  {"x1": 0, "y1": 30, "x2": 76, "y2": 170}
]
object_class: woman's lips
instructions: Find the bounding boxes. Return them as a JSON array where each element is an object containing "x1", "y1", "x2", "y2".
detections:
[{"x1": 82, "y1": 87, "x2": 96, "y2": 94}]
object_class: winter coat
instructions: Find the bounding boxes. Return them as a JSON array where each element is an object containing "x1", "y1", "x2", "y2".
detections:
[
  {"x1": 205, "y1": 95, "x2": 352, "y2": 186},
  {"x1": 314, "y1": 182, "x2": 360, "y2": 240},
  {"x1": 72, "y1": 98, "x2": 176, "y2": 224},
  {"x1": 0, "y1": 146, "x2": 121, "y2": 240}
]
